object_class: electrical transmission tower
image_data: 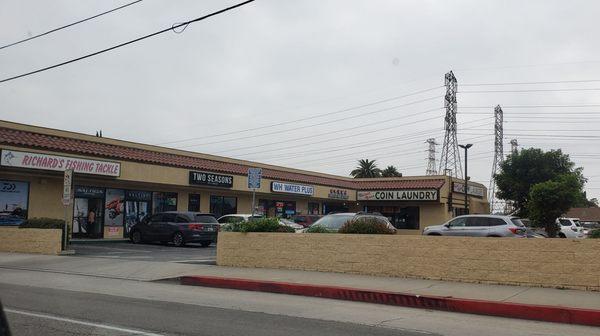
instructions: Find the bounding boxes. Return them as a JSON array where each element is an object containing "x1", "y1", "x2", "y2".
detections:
[
  {"x1": 438, "y1": 71, "x2": 462, "y2": 178},
  {"x1": 426, "y1": 138, "x2": 438, "y2": 175},
  {"x1": 489, "y1": 105, "x2": 504, "y2": 214},
  {"x1": 510, "y1": 139, "x2": 519, "y2": 154}
]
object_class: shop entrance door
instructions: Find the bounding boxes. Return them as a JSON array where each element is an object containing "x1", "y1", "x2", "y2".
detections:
[{"x1": 73, "y1": 198, "x2": 104, "y2": 238}]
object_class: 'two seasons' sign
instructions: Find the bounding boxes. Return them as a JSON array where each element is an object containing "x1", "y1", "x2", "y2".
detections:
[
  {"x1": 357, "y1": 189, "x2": 439, "y2": 201},
  {"x1": 189, "y1": 171, "x2": 233, "y2": 188}
]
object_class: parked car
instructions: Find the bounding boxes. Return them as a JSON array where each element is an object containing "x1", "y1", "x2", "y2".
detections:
[
  {"x1": 555, "y1": 217, "x2": 585, "y2": 238},
  {"x1": 422, "y1": 215, "x2": 527, "y2": 237},
  {"x1": 307, "y1": 212, "x2": 395, "y2": 233},
  {"x1": 292, "y1": 214, "x2": 322, "y2": 228},
  {"x1": 130, "y1": 211, "x2": 219, "y2": 247},
  {"x1": 581, "y1": 222, "x2": 600, "y2": 237},
  {"x1": 278, "y1": 218, "x2": 305, "y2": 231},
  {"x1": 217, "y1": 214, "x2": 263, "y2": 225}
]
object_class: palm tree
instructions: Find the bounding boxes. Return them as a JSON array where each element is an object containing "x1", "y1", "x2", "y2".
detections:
[
  {"x1": 381, "y1": 165, "x2": 402, "y2": 177},
  {"x1": 350, "y1": 159, "x2": 381, "y2": 178}
]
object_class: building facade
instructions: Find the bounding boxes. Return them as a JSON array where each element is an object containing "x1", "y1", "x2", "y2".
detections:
[{"x1": 0, "y1": 121, "x2": 489, "y2": 238}]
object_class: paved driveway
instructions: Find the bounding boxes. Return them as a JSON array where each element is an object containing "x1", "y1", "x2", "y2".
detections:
[{"x1": 69, "y1": 241, "x2": 216, "y2": 263}]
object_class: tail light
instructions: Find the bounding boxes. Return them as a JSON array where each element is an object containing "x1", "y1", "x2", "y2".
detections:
[
  {"x1": 188, "y1": 224, "x2": 204, "y2": 231},
  {"x1": 509, "y1": 227, "x2": 525, "y2": 235}
]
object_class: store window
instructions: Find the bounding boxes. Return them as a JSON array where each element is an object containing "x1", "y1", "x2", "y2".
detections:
[
  {"x1": 323, "y1": 202, "x2": 348, "y2": 215},
  {"x1": 210, "y1": 196, "x2": 237, "y2": 218},
  {"x1": 188, "y1": 194, "x2": 201, "y2": 212},
  {"x1": 454, "y1": 207, "x2": 468, "y2": 217},
  {"x1": 153, "y1": 192, "x2": 177, "y2": 213},
  {"x1": 308, "y1": 202, "x2": 320, "y2": 215},
  {"x1": 73, "y1": 186, "x2": 105, "y2": 238},
  {"x1": 0, "y1": 180, "x2": 29, "y2": 226},
  {"x1": 124, "y1": 190, "x2": 151, "y2": 235},
  {"x1": 258, "y1": 199, "x2": 296, "y2": 218},
  {"x1": 366, "y1": 206, "x2": 420, "y2": 230},
  {"x1": 105, "y1": 189, "x2": 125, "y2": 238}
]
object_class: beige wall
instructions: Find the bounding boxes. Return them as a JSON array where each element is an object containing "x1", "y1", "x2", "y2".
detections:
[
  {"x1": 0, "y1": 227, "x2": 62, "y2": 254},
  {"x1": 217, "y1": 233, "x2": 600, "y2": 291}
]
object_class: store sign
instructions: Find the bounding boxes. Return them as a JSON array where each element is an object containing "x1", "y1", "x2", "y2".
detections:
[
  {"x1": 452, "y1": 182, "x2": 484, "y2": 197},
  {"x1": 247, "y1": 168, "x2": 262, "y2": 189},
  {"x1": 357, "y1": 189, "x2": 439, "y2": 201},
  {"x1": 62, "y1": 169, "x2": 73, "y2": 206},
  {"x1": 125, "y1": 190, "x2": 152, "y2": 201},
  {"x1": 328, "y1": 189, "x2": 349, "y2": 200},
  {"x1": 271, "y1": 181, "x2": 314, "y2": 196},
  {"x1": 74, "y1": 186, "x2": 105, "y2": 198},
  {"x1": 1, "y1": 149, "x2": 120, "y2": 176},
  {"x1": 189, "y1": 171, "x2": 233, "y2": 188}
]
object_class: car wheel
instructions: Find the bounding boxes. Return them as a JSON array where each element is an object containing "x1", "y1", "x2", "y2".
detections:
[
  {"x1": 558, "y1": 232, "x2": 566, "y2": 238},
  {"x1": 172, "y1": 232, "x2": 185, "y2": 247},
  {"x1": 131, "y1": 230, "x2": 142, "y2": 244},
  {"x1": 200, "y1": 241, "x2": 212, "y2": 247},
  {"x1": 427, "y1": 233, "x2": 441, "y2": 236}
]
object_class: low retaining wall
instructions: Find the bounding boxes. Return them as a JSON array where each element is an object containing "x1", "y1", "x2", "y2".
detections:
[
  {"x1": 0, "y1": 227, "x2": 62, "y2": 255},
  {"x1": 217, "y1": 232, "x2": 600, "y2": 291}
]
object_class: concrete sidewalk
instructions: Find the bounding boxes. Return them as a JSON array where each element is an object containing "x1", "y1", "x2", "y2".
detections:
[{"x1": 0, "y1": 252, "x2": 598, "y2": 311}]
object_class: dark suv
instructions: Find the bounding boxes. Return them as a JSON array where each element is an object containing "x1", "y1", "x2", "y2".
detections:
[{"x1": 129, "y1": 211, "x2": 219, "y2": 247}]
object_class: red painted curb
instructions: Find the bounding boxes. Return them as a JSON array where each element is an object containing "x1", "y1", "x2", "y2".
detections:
[{"x1": 180, "y1": 275, "x2": 600, "y2": 327}]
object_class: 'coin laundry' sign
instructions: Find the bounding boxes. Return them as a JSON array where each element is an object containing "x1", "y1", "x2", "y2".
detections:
[{"x1": 357, "y1": 189, "x2": 438, "y2": 201}]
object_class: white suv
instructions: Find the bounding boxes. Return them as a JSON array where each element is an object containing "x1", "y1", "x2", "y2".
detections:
[{"x1": 555, "y1": 218, "x2": 585, "y2": 238}]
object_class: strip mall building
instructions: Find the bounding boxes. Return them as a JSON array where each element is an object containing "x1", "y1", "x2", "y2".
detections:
[{"x1": 0, "y1": 121, "x2": 489, "y2": 239}]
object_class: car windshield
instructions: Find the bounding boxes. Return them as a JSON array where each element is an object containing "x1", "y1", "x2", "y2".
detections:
[
  {"x1": 510, "y1": 218, "x2": 525, "y2": 227},
  {"x1": 573, "y1": 220, "x2": 582, "y2": 226},
  {"x1": 194, "y1": 215, "x2": 218, "y2": 223},
  {"x1": 312, "y1": 214, "x2": 353, "y2": 229}
]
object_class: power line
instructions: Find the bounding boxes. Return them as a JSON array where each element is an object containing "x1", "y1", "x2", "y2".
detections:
[
  {"x1": 459, "y1": 88, "x2": 600, "y2": 94},
  {"x1": 459, "y1": 104, "x2": 600, "y2": 109},
  {"x1": 215, "y1": 107, "x2": 444, "y2": 155},
  {"x1": 0, "y1": 0, "x2": 143, "y2": 51},
  {"x1": 161, "y1": 86, "x2": 444, "y2": 145},
  {"x1": 461, "y1": 79, "x2": 600, "y2": 86},
  {"x1": 254, "y1": 120, "x2": 493, "y2": 164},
  {"x1": 0, "y1": 0, "x2": 256, "y2": 84}
]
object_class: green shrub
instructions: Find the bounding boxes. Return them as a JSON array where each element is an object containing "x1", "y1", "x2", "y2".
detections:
[
  {"x1": 20, "y1": 217, "x2": 65, "y2": 229},
  {"x1": 306, "y1": 225, "x2": 331, "y2": 233},
  {"x1": 589, "y1": 229, "x2": 600, "y2": 239},
  {"x1": 20, "y1": 217, "x2": 70, "y2": 246},
  {"x1": 338, "y1": 218, "x2": 396, "y2": 234},
  {"x1": 223, "y1": 218, "x2": 295, "y2": 233}
]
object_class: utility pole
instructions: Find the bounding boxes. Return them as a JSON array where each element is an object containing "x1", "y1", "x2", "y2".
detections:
[
  {"x1": 459, "y1": 144, "x2": 473, "y2": 214},
  {"x1": 425, "y1": 138, "x2": 438, "y2": 175},
  {"x1": 439, "y1": 71, "x2": 462, "y2": 178},
  {"x1": 510, "y1": 139, "x2": 519, "y2": 154},
  {"x1": 489, "y1": 105, "x2": 505, "y2": 214}
]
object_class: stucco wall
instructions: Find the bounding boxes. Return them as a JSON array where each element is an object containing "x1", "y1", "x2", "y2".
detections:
[
  {"x1": 217, "y1": 233, "x2": 600, "y2": 291},
  {"x1": 0, "y1": 227, "x2": 62, "y2": 254}
]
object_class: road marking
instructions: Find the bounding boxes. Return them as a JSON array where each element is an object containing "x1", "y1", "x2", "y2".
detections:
[{"x1": 5, "y1": 308, "x2": 165, "y2": 335}]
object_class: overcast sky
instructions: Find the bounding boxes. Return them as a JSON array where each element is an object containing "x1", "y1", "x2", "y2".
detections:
[{"x1": 1, "y1": 0, "x2": 600, "y2": 199}]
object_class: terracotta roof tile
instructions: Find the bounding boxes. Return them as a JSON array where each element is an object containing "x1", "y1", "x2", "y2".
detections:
[
  {"x1": 566, "y1": 207, "x2": 600, "y2": 221},
  {"x1": 0, "y1": 127, "x2": 445, "y2": 190}
]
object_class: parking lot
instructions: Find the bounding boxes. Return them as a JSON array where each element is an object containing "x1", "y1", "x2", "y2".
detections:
[{"x1": 69, "y1": 241, "x2": 216, "y2": 264}]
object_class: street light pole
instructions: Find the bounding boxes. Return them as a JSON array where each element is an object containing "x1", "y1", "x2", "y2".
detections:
[{"x1": 458, "y1": 144, "x2": 473, "y2": 214}]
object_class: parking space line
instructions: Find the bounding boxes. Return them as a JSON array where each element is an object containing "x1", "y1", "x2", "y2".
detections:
[{"x1": 5, "y1": 308, "x2": 165, "y2": 336}]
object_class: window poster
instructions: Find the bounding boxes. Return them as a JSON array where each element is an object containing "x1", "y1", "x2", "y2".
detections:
[{"x1": 0, "y1": 180, "x2": 29, "y2": 226}]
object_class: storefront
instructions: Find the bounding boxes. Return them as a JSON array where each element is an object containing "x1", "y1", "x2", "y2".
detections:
[{"x1": 0, "y1": 120, "x2": 489, "y2": 238}]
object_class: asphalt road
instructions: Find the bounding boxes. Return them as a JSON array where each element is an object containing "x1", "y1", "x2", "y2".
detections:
[
  {"x1": 1, "y1": 260, "x2": 598, "y2": 336},
  {"x1": 69, "y1": 241, "x2": 216, "y2": 263},
  {"x1": 1, "y1": 283, "x2": 426, "y2": 336}
]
